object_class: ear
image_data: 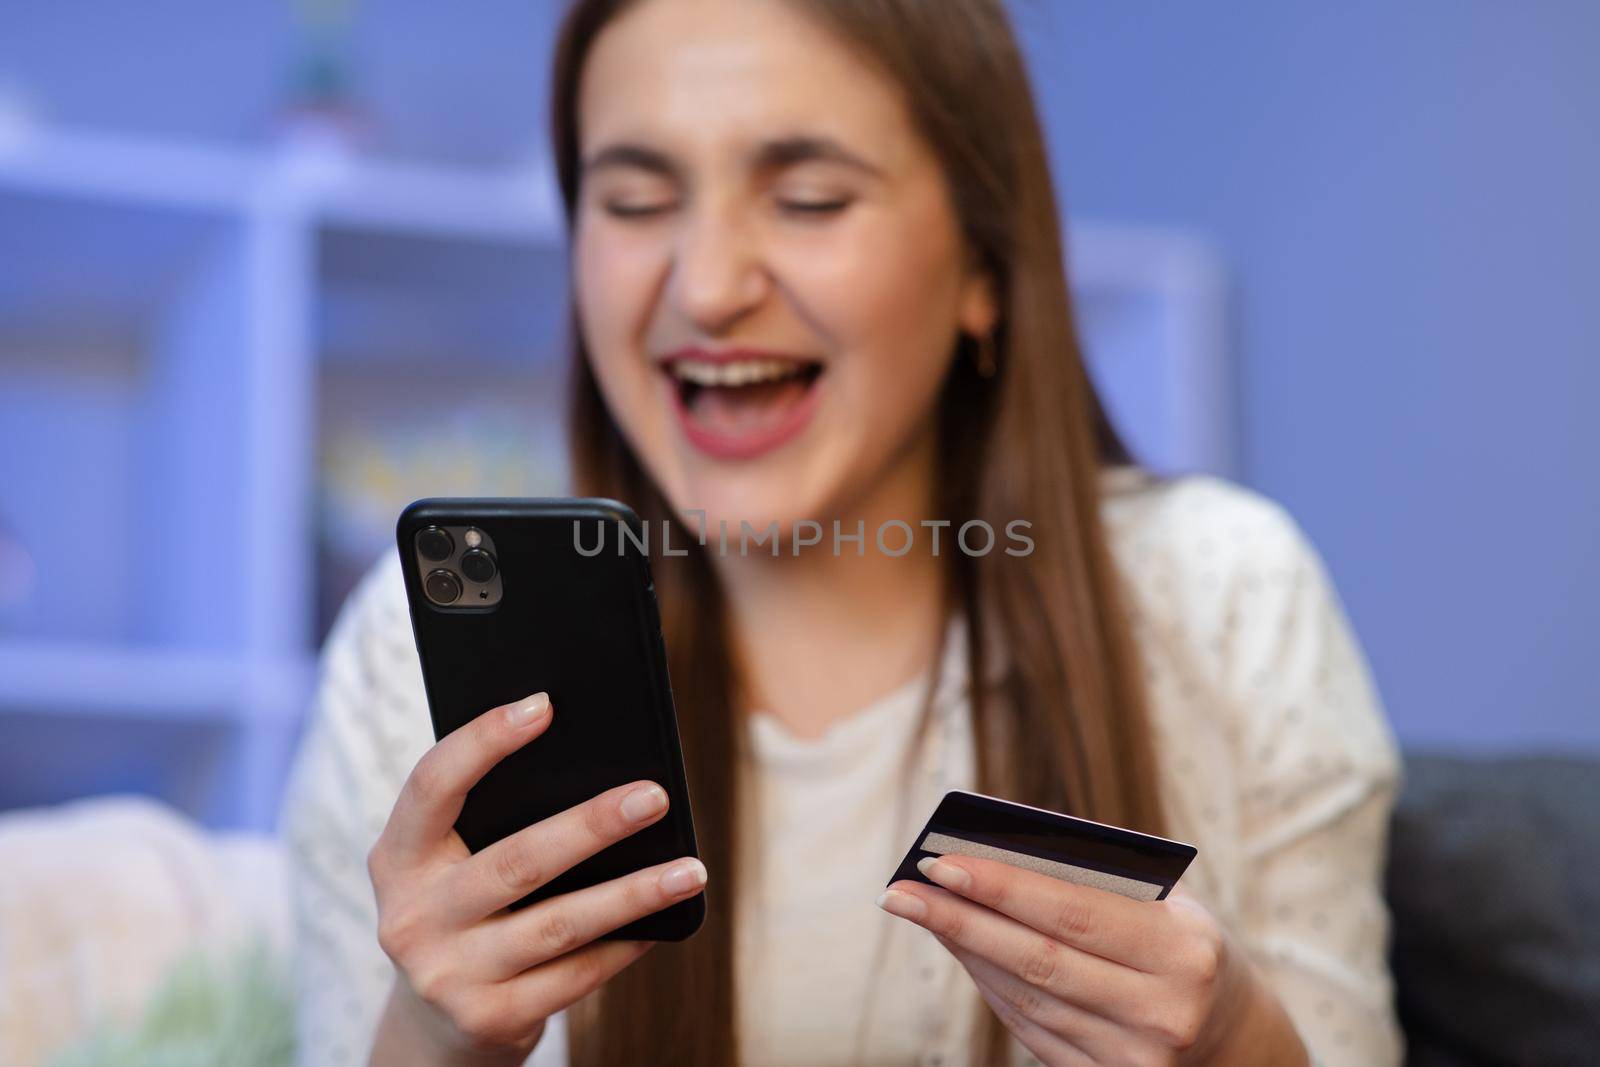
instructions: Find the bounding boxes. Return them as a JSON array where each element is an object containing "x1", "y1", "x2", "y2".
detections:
[{"x1": 956, "y1": 266, "x2": 999, "y2": 338}]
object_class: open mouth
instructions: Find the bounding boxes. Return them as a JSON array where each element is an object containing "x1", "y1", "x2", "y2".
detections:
[{"x1": 661, "y1": 354, "x2": 826, "y2": 459}]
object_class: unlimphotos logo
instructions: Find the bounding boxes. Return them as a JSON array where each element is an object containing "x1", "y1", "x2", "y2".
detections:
[{"x1": 574, "y1": 513, "x2": 1034, "y2": 558}]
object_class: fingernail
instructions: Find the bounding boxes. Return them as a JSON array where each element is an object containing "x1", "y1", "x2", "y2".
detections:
[
  {"x1": 620, "y1": 784, "x2": 668, "y2": 823},
  {"x1": 876, "y1": 888, "x2": 927, "y2": 921},
  {"x1": 506, "y1": 693, "x2": 551, "y2": 728},
  {"x1": 659, "y1": 857, "x2": 707, "y2": 896},
  {"x1": 917, "y1": 856, "x2": 971, "y2": 892}
]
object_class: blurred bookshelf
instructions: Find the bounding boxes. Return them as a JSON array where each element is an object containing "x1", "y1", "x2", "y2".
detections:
[
  {"x1": 0, "y1": 128, "x2": 570, "y2": 829},
  {"x1": 0, "y1": 127, "x2": 1228, "y2": 832}
]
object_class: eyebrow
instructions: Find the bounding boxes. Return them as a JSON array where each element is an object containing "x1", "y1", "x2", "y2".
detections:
[
  {"x1": 581, "y1": 142, "x2": 679, "y2": 179},
  {"x1": 580, "y1": 134, "x2": 884, "y2": 181},
  {"x1": 751, "y1": 135, "x2": 884, "y2": 179}
]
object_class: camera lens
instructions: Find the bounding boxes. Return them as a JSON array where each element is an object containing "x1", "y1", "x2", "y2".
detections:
[
  {"x1": 459, "y1": 548, "x2": 497, "y2": 584},
  {"x1": 424, "y1": 569, "x2": 462, "y2": 605},
  {"x1": 417, "y1": 526, "x2": 454, "y2": 562}
]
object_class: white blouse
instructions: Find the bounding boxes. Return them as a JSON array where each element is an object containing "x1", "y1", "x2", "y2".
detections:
[{"x1": 281, "y1": 470, "x2": 1404, "y2": 1067}]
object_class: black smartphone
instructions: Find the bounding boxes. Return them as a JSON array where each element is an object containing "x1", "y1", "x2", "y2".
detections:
[{"x1": 396, "y1": 497, "x2": 704, "y2": 942}]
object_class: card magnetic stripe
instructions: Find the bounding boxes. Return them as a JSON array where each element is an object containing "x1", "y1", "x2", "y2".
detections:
[{"x1": 920, "y1": 831, "x2": 1166, "y2": 902}]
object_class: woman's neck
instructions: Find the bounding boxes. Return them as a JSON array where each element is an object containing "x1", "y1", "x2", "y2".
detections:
[{"x1": 712, "y1": 447, "x2": 949, "y2": 740}]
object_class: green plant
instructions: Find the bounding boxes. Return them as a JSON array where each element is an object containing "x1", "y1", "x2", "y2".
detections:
[{"x1": 49, "y1": 941, "x2": 294, "y2": 1067}]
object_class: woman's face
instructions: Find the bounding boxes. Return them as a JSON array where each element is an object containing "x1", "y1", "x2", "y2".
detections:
[{"x1": 573, "y1": 0, "x2": 995, "y2": 536}]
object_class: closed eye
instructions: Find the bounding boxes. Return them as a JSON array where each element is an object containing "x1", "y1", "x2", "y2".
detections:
[
  {"x1": 779, "y1": 197, "x2": 852, "y2": 217},
  {"x1": 605, "y1": 200, "x2": 678, "y2": 219}
]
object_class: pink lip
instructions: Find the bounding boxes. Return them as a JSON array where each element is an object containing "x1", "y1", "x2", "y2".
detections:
[{"x1": 658, "y1": 345, "x2": 824, "y2": 461}]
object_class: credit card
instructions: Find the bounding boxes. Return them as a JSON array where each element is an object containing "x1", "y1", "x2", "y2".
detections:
[{"x1": 888, "y1": 790, "x2": 1196, "y2": 902}]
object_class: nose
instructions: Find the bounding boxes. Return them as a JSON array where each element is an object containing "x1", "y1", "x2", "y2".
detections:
[{"x1": 667, "y1": 199, "x2": 770, "y2": 335}]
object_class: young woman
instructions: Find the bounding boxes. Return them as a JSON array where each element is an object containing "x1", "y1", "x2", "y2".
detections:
[{"x1": 282, "y1": 1, "x2": 1403, "y2": 1065}]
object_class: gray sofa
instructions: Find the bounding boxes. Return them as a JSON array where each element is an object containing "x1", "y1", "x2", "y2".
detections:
[{"x1": 1387, "y1": 754, "x2": 1600, "y2": 1066}]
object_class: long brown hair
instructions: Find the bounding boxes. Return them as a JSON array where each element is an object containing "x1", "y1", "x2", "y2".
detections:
[{"x1": 551, "y1": 2, "x2": 1164, "y2": 1064}]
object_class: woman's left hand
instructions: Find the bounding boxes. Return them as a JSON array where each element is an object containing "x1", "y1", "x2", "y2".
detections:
[{"x1": 878, "y1": 855, "x2": 1309, "y2": 1066}]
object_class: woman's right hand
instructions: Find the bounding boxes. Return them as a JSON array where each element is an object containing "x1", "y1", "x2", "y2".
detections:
[{"x1": 365, "y1": 692, "x2": 707, "y2": 1067}]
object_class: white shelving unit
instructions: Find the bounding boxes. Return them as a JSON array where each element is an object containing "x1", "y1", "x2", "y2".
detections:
[
  {"x1": 0, "y1": 129, "x2": 570, "y2": 828},
  {"x1": 0, "y1": 127, "x2": 1227, "y2": 830}
]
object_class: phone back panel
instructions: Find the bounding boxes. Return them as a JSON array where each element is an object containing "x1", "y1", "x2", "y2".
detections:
[{"x1": 396, "y1": 498, "x2": 703, "y2": 941}]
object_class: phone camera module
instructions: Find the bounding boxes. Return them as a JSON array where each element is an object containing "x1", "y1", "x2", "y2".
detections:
[
  {"x1": 459, "y1": 548, "x2": 497, "y2": 584},
  {"x1": 424, "y1": 568, "x2": 463, "y2": 605},
  {"x1": 417, "y1": 526, "x2": 454, "y2": 563}
]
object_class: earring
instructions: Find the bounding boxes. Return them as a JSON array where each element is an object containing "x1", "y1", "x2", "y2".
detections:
[{"x1": 975, "y1": 332, "x2": 998, "y2": 379}]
